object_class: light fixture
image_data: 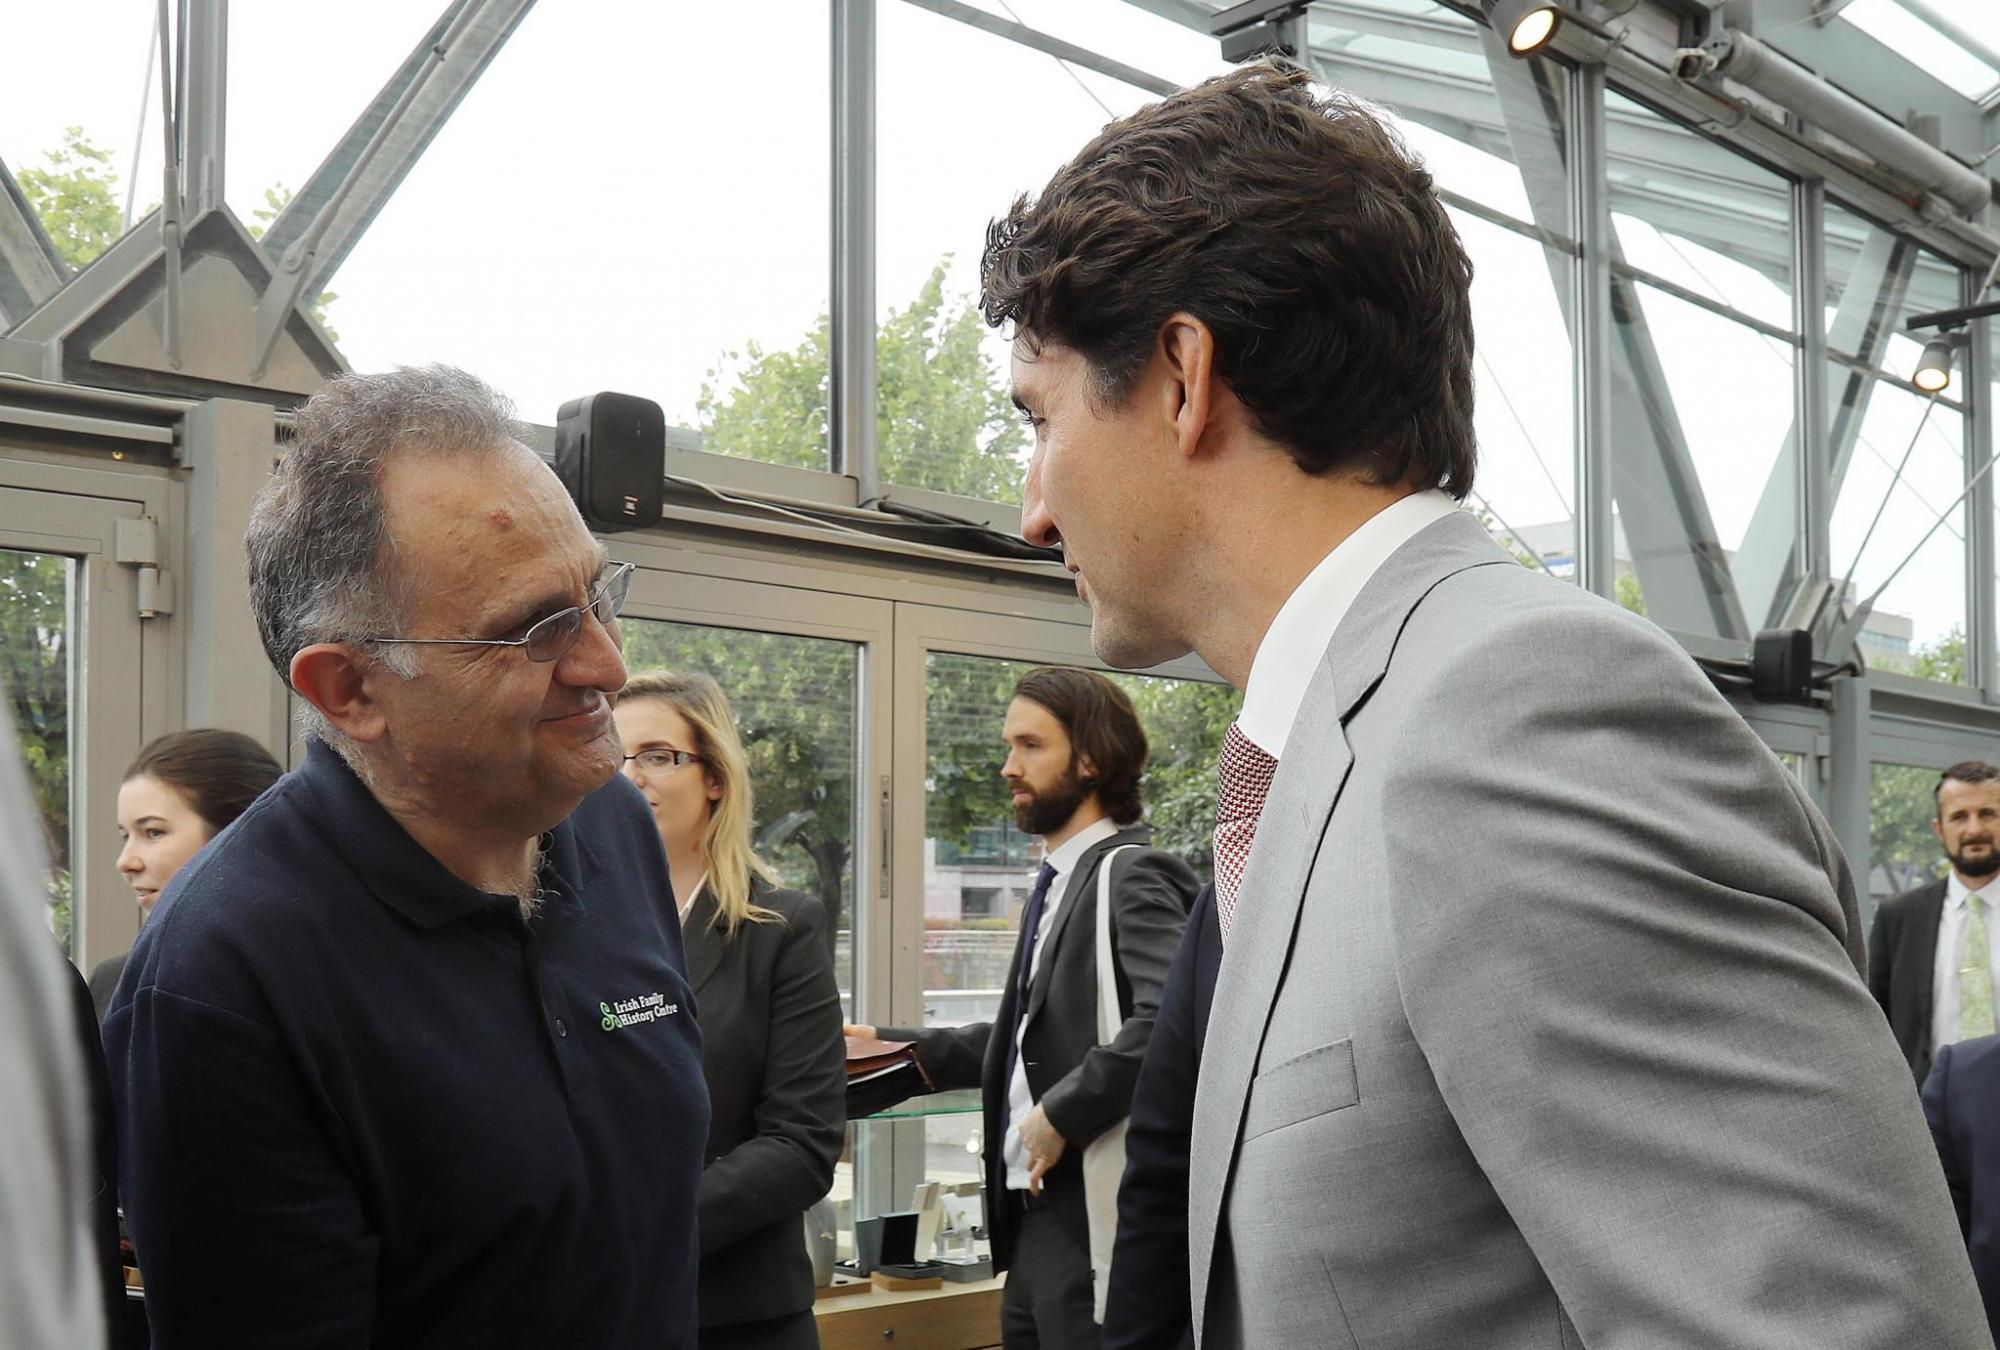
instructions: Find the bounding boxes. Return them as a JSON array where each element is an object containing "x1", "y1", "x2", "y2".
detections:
[
  {"x1": 1913, "y1": 335, "x2": 1955, "y2": 394},
  {"x1": 1208, "y1": 0, "x2": 1309, "y2": 64},
  {"x1": 1904, "y1": 296, "x2": 2000, "y2": 397},
  {"x1": 1481, "y1": 0, "x2": 1561, "y2": 56}
]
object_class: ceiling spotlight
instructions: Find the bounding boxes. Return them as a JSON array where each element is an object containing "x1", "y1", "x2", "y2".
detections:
[
  {"x1": 1913, "y1": 335, "x2": 1955, "y2": 394},
  {"x1": 1482, "y1": 0, "x2": 1561, "y2": 55}
]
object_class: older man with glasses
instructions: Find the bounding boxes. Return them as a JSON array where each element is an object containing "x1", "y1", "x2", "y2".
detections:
[{"x1": 102, "y1": 365, "x2": 707, "y2": 1350}]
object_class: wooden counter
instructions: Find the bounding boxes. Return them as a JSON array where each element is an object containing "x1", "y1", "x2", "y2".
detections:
[{"x1": 814, "y1": 1275, "x2": 1004, "y2": 1350}]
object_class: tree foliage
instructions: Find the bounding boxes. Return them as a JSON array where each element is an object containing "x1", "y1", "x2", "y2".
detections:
[{"x1": 17, "y1": 127, "x2": 122, "y2": 270}]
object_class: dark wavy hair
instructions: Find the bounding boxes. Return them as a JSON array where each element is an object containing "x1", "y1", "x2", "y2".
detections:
[
  {"x1": 125, "y1": 730, "x2": 284, "y2": 836},
  {"x1": 1013, "y1": 667, "x2": 1148, "y2": 826},
  {"x1": 980, "y1": 60, "x2": 1475, "y2": 497}
]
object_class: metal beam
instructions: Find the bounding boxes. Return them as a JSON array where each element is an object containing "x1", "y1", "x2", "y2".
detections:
[
  {"x1": 256, "y1": 0, "x2": 538, "y2": 294},
  {"x1": 1966, "y1": 269, "x2": 1996, "y2": 695},
  {"x1": 0, "y1": 156, "x2": 65, "y2": 330},
  {"x1": 833, "y1": 0, "x2": 879, "y2": 494},
  {"x1": 1800, "y1": 179, "x2": 1832, "y2": 605},
  {"x1": 1476, "y1": 28, "x2": 1748, "y2": 635},
  {"x1": 1827, "y1": 674, "x2": 1872, "y2": 920},
  {"x1": 1575, "y1": 63, "x2": 1615, "y2": 599},
  {"x1": 1754, "y1": 0, "x2": 1989, "y2": 165},
  {"x1": 181, "y1": 0, "x2": 228, "y2": 215}
]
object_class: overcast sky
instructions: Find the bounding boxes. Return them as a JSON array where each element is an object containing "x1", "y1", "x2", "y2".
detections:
[{"x1": 0, "y1": 0, "x2": 1980, "y2": 653}]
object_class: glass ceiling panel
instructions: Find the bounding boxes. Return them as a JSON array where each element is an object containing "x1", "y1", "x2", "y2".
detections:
[
  {"x1": 1840, "y1": 0, "x2": 2000, "y2": 103},
  {"x1": 324, "y1": 0, "x2": 831, "y2": 467}
]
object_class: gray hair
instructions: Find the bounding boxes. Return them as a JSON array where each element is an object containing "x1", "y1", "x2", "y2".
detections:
[{"x1": 245, "y1": 364, "x2": 528, "y2": 745}]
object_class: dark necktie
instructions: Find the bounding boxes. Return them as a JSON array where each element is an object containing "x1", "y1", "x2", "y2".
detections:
[{"x1": 1005, "y1": 862, "x2": 1060, "y2": 1091}]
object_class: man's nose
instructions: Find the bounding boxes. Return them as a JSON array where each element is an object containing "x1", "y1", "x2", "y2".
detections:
[
  {"x1": 1021, "y1": 449, "x2": 1061, "y2": 551},
  {"x1": 559, "y1": 611, "x2": 629, "y2": 692}
]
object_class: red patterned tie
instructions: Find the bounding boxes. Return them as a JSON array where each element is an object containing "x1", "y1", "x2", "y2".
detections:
[{"x1": 1214, "y1": 721, "x2": 1279, "y2": 942}]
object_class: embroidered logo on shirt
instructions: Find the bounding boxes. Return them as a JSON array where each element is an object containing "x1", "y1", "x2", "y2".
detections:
[{"x1": 599, "y1": 992, "x2": 678, "y2": 1031}]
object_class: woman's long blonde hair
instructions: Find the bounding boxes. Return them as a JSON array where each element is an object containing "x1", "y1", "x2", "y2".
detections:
[{"x1": 613, "y1": 670, "x2": 780, "y2": 938}]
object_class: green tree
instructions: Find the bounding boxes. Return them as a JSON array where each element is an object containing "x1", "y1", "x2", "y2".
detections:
[
  {"x1": 17, "y1": 127, "x2": 122, "y2": 269},
  {"x1": 698, "y1": 259, "x2": 1027, "y2": 501}
]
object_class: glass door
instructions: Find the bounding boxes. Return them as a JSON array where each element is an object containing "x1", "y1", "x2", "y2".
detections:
[{"x1": 0, "y1": 483, "x2": 160, "y2": 970}]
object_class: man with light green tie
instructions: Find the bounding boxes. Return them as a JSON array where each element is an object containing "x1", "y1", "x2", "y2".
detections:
[{"x1": 1869, "y1": 760, "x2": 2000, "y2": 1084}]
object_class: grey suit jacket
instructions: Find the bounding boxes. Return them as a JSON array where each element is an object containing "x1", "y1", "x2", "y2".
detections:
[{"x1": 1189, "y1": 510, "x2": 1988, "y2": 1349}]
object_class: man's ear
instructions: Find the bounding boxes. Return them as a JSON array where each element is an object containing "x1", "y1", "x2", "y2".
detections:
[
  {"x1": 290, "y1": 643, "x2": 392, "y2": 744},
  {"x1": 1158, "y1": 313, "x2": 1218, "y2": 462}
]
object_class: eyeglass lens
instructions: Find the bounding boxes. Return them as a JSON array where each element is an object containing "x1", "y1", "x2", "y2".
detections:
[{"x1": 522, "y1": 565, "x2": 633, "y2": 662}]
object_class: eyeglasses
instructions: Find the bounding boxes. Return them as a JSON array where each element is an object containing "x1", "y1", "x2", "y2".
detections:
[
  {"x1": 622, "y1": 748, "x2": 702, "y2": 775},
  {"x1": 365, "y1": 562, "x2": 635, "y2": 664}
]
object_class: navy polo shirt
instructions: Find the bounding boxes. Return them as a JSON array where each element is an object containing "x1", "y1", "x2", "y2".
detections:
[{"x1": 104, "y1": 739, "x2": 707, "y2": 1350}]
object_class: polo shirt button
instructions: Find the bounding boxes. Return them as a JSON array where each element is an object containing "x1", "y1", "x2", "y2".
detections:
[{"x1": 555, "y1": 1018, "x2": 568, "y2": 1038}]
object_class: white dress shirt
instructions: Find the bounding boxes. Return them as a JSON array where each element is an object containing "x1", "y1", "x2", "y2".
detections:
[
  {"x1": 1237, "y1": 489, "x2": 1462, "y2": 757},
  {"x1": 1930, "y1": 871, "x2": 2000, "y2": 1054},
  {"x1": 1002, "y1": 815, "x2": 1120, "y2": 1189}
]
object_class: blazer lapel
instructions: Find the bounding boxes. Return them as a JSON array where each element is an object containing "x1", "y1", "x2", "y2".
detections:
[
  {"x1": 1186, "y1": 510, "x2": 1514, "y2": 1340},
  {"x1": 682, "y1": 884, "x2": 727, "y2": 997},
  {"x1": 1915, "y1": 878, "x2": 1946, "y2": 1036},
  {"x1": 1022, "y1": 825, "x2": 1148, "y2": 1029}
]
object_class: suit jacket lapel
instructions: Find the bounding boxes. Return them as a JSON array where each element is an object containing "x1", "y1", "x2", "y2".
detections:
[
  {"x1": 1915, "y1": 878, "x2": 1946, "y2": 1036},
  {"x1": 1186, "y1": 510, "x2": 1513, "y2": 1339},
  {"x1": 1022, "y1": 825, "x2": 1147, "y2": 1029},
  {"x1": 682, "y1": 884, "x2": 726, "y2": 997}
]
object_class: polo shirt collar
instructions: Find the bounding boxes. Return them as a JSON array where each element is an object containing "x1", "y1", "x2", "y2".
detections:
[{"x1": 295, "y1": 738, "x2": 597, "y2": 930}]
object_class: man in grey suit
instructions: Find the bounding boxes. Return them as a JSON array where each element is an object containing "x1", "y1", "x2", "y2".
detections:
[{"x1": 988, "y1": 61, "x2": 1988, "y2": 1348}]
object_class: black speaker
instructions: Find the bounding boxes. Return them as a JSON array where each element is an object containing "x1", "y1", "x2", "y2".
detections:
[
  {"x1": 553, "y1": 392, "x2": 665, "y2": 531},
  {"x1": 1751, "y1": 628, "x2": 1814, "y2": 703}
]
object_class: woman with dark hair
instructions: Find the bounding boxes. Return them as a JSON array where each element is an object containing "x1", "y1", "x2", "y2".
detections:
[
  {"x1": 612, "y1": 671, "x2": 844, "y2": 1350},
  {"x1": 87, "y1": 730, "x2": 283, "y2": 1017}
]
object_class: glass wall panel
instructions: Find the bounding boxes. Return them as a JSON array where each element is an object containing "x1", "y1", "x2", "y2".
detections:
[
  {"x1": 1451, "y1": 211, "x2": 1575, "y2": 570},
  {"x1": 1825, "y1": 203, "x2": 1969, "y2": 681},
  {"x1": 1603, "y1": 91, "x2": 1799, "y2": 639},
  {"x1": 1872, "y1": 762, "x2": 1945, "y2": 904},
  {"x1": 0, "y1": 549, "x2": 76, "y2": 956},
  {"x1": 1831, "y1": 386, "x2": 1967, "y2": 679},
  {"x1": 328, "y1": 1, "x2": 831, "y2": 467},
  {"x1": 618, "y1": 619, "x2": 861, "y2": 1013},
  {"x1": 876, "y1": 4, "x2": 1213, "y2": 503}
]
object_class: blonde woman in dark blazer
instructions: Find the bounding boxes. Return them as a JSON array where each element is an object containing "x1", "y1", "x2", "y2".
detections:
[{"x1": 612, "y1": 671, "x2": 845, "y2": 1350}]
